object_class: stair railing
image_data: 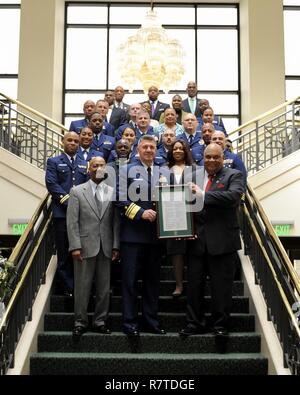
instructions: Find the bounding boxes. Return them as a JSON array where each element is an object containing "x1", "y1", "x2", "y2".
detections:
[
  {"x1": 0, "y1": 193, "x2": 55, "y2": 375},
  {"x1": 240, "y1": 184, "x2": 300, "y2": 375},
  {"x1": 2, "y1": 92, "x2": 300, "y2": 176},
  {"x1": 229, "y1": 96, "x2": 300, "y2": 174},
  {"x1": 0, "y1": 92, "x2": 67, "y2": 169}
]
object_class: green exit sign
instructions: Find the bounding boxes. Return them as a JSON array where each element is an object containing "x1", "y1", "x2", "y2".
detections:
[
  {"x1": 12, "y1": 223, "x2": 28, "y2": 235},
  {"x1": 274, "y1": 224, "x2": 291, "y2": 236}
]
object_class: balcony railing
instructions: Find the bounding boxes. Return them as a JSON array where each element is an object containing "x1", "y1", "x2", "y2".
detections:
[
  {"x1": 229, "y1": 97, "x2": 300, "y2": 174},
  {"x1": 0, "y1": 92, "x2": 67, "y2": 170}
]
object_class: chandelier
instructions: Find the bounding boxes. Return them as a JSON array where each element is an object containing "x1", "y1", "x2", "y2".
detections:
[{"x1": 118, "y1": 3, "x2": 185, "y2": 94}]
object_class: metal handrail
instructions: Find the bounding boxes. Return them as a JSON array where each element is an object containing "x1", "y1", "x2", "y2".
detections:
[
  {"x1": 0, "y1": 92, "x2": 66, "y2": 169},
  {"x1": 229, "y1": 96, "x2": 300, "y2": 137},
  {"x1": 0, "y1": 211, "x2": 52, "y2": 331},
  {"x1": 227, "y1": 96, "x2": 300, "y2": 174},
  {"x1": 242, "y1": 200, "x2": 300, "y2": 337},
  {"x1": 247, "y1": 184, "x2": 300, "y2": 297},
  {"x1": 241, "y1": 186, "x2": 300, "y2": 374},
  {"x1": 8, "y1": 193, "x2": 50, "y2": 264},
  {"x1": 0, "y1": 193, "x2": 54, "y2": 374},
  {"x1": 0, "y1": 92, "x2": 68, "y2": 132}
]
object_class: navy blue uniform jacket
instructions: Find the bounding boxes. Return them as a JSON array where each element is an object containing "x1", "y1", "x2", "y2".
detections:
[
  {"x1": 116, "y1": 160, "x2": 168, "y2": 244},
  {"x1": 45, "y1": 153, "x2": 88, "y2": 218}
]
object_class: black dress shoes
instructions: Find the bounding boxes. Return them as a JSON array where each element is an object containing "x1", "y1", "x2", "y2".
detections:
[
  {"x1": 149, "y1": 327, "x2": 166, "y2": 335},
  {"x1": 213, "y1": 327, "x2": 229, "y2": 336},
  {"x1": 72, "y1": 326, "x2": 87, "y2": 338},
  {"x1": 124, "y1": 329, "x2": 140, "y2": 337},
  {"x1": 63, "y1": 291, "x2": 73, "y2": 297},
  {"x1": 179, "y1": 325, "x2": 206, "y2": 337},
  {"x1": 93, "y1": 325, "x2": 111, "y2": 334}
]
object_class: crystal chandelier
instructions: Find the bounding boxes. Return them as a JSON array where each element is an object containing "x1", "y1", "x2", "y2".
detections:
[{"x1": 118, "y1": 3, "x2": 185, "y2": 94}]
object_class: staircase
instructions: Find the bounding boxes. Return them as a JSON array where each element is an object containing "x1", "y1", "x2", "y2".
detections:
[{"x1": 30, "y1": 260, "x2": 268, "y2": 375}]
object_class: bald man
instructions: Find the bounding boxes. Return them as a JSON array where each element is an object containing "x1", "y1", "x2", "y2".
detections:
[
  {"x1": 45, "y1": 132, "x2": 89, "y2": 296},
  {"x1": 67, "y1": 157, "x2": 120, "y2": 338},
  {"x1": 180, "y1": 143, "x2": 245, "y2": 337}
]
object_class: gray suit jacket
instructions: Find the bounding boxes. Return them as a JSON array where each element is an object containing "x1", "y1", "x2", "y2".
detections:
[{"x1": 67, "y1": 181, "x2": 120, "y2": 259}]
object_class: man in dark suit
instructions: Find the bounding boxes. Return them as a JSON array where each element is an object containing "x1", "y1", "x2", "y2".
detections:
[
  {"x1": 114, "y1": 86, "x2": 130, "y2": 113},
  {"x1": 179, "y1": 143, "x2": 245, "y2": 337},
  {"x1": 45, "y1": 132, "x2": 88, "y2": 295},
  {"x1": 67, "y1": 156, "x2": 120, "y2": 338},
  {"x1": 116, "y1": 135, "x2": 167, "y2": 337},
  {"x1": 104, "y1": 90, "x2": 127, "y2": 130},
  {"x1": 182, "y1": 81, "x2": 202, "y2": 118},
  {"x1": 146, "y1": 86, "x2": 170, "y2": 122}
]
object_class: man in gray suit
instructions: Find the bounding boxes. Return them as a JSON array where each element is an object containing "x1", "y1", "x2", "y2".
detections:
[{"x1": 67, "y1": 156, "x2": 120, "y2": 338}]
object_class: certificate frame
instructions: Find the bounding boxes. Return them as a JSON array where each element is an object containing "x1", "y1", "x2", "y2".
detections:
[{"x1": 155, "y1": 184, "x2": 195, "y2": 239}]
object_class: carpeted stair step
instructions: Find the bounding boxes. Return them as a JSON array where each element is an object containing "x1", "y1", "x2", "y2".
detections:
[
  {"x1": 30, "y1": 352, "x2": 268, "y2": 375},
  {"x1": 111, "y1": 280, "x2": 244, "y2": 297},
  {"x1": 37, "y1": 331, "x2": 262, "y2": 354},
  {"x1": 44, "y1": 312, "x2": 255, "y2": 333},
  {"x1": 50, "y1": 295, "x2": 249, "y2": 314}
]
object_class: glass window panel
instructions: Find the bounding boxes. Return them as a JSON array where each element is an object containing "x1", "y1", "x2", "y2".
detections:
[
  {"x1": 65, "y1": 93, "x2": 103, "y2": 114},
  {"x1": 0, "y1": 78, "x2": 18, "y2": 98},
  {"x1": 108, "y1": 28, "x2": 141, "y2": 91},
  {"x1": 166, "y1": 29, "x2": 195, "y2": 91},
  {"x1": 0, "y1": 9, "x2": 20, "y2": 74},
  {"x1": 199, "y1": 94, "x2": 239, "y2": 115},
  {"x1": 284, "y1": 0, "x2": 300, "y2": 5},
  {"x1": 109, "y1": 28, "x2": 194, "y2": 92},
  {"x1": 286, "y1": 80, "x2": 300, "y2": 101},
  {"x1": 65, "y1": 28, "x2": 107, "y2": 89},
  {"x1": 197, "y1": 7, "x2": 237, "y2": 26},
  {"x1": 67, "y1": 5, "x2": 108, "y2": 24},
  {"x1": 197, "y1": 29, "x2": 238, "y2": 91},
  {"x1": 155, "y1": 6, "x2": 195, "y2": 25},
  {"x1": 64, "y1": 116, "x2": 83, "y2": 130},
  {"x1": 110, "y1": 5, "x2": 148, "y2": 25},
  {"x1": 123, "y1": 93, "x2": 150, "y2": 105},
  {"x1": 110, "y1": 5, "x2": 195, "y2": 26},
  {"x1": 221, "y1": 117, "x2": 240, "y2": 134},
  {"x1": 284, "y1": 11, "x2": 300, "y2": 75}
]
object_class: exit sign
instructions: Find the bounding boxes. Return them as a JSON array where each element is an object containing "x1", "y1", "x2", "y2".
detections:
[
  {"x1": 12, "y1": 223, "x2": 28, "y2": 235},
  {"x1": 274, "y1": 224, "x2": 291, "y2": 236}
]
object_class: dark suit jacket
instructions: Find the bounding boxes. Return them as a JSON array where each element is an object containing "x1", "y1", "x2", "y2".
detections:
[
  {"x1": 147, "y1": 100, "x2": 170, "y2": 121},
  {"x1": 189, "y1": 167, "x2": 244, "y2": 256},
  {"x1": 182, "y1": 98, "x2": 202, "y2": 117},
  {"x1": 114, "y1": 102, "x2": 130, "y2": 113},
  {"x1": 107, "y1": 107, "x2": 127, "y2": 130}
]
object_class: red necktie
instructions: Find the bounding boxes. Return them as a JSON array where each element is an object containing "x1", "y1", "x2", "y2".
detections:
[{"x1": 205, "y1": 175, "x2": 214, "y2": 192}]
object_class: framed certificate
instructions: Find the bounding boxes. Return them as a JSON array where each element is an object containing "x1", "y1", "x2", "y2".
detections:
[{"x1": 155, "y1": 184, "x2": 195, "y2": 239}]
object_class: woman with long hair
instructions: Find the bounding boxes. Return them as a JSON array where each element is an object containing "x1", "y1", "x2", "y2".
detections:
[{"x1": 166, "y1": 140, "x2": 193, "y2": 298}]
